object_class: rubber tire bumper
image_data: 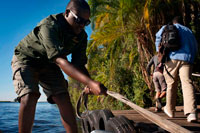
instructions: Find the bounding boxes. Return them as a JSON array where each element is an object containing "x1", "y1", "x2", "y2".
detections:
[
  {"x1": 105, "y1": 115, "x2": 136, "y2": 133},
  {"x1": 81, "y1": 109, "x2": 114, "y2": 132}
]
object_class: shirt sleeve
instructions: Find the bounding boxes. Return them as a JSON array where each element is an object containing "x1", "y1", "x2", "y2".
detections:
[
  {"x1": 38, "y1": 23, "x2": 65, "y2": 61},
  {"x1": 192, "y1": 34, "x2": 198, "y2": 55},
  {"x1": 155, "y1": 25, "x2": 166, "y2": 52},
  {"x1": 146, "y1": 56, "x2": 154, "y2": 75}
]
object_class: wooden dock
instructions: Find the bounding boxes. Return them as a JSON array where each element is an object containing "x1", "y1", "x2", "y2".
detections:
[
  {"x1": 78, "y1": 90, "x2": 199, "y2": 132},
  {"x1": 112, "y1": 106, "x2": 200, "y2": 132}
]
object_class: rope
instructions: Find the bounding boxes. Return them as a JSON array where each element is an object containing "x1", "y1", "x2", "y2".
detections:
[{"x1": 75, "y1": 90, "x2": 89, "y2": 119}]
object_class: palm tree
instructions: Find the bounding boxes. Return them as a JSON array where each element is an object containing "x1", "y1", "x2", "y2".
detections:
[
  {"x1": 68, "y1": 0, "x2": 200, "y2": 109},
  {"x1": 87, "y1": 0, "x2": 153, "y2": 107}
]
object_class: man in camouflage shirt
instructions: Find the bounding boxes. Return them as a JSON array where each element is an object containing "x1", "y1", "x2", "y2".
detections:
[{"x1": 11, "y1": 0, "x2": 107, "y2": 132}]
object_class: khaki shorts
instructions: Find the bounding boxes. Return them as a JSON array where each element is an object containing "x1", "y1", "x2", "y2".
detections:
[{"x1": 11, "y1": 55, "x2": 68, "y2": 103}]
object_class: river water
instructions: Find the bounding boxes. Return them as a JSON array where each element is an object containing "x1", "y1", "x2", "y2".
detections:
[{"x1": 0, "y1": 102, "x2": 82, "y2": 133}]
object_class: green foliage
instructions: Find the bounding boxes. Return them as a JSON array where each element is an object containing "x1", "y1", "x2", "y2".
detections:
[
  {"x1": 67, "y1": 78, "x2": 83, "y2": 108},
  {"x1": 68, "y1": 0, "x2": 200, "y2": 111}
]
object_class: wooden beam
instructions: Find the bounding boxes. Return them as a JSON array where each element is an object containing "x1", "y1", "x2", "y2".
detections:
[
  {"x1": 107, "y1": 91, "x2": 192, "y2": 133},
  {"x1": 192, "y1": 73, "x2": 200, "y2": 77}
]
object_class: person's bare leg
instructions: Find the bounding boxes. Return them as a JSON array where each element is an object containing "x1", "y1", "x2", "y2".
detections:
[
  {"x1": 52, "y1": 93, "x2": 78, "y2": 133},
  {"x1": 18, "y1": 93, "x2": 40, "y2": 133},
  {"x1": 155, "y1": 91, "x2": 162, "y2": 111},
  {"x1": 155, "y1": 91, "x2": 161, "y2": 99},
  {"x1": 159, "y1": 91, "x2": 166, "y2": 99}
]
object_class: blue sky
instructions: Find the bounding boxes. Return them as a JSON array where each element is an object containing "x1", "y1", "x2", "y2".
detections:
[{"x1": 0, "y1": 0, "x2": 92, "y2": 101}]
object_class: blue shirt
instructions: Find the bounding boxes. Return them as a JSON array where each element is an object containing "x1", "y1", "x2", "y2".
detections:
[{"x1": 155, "y1": 23, "x2": 198, "y2": 63}]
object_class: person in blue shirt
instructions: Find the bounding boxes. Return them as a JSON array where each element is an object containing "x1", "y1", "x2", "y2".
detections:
[{"x1": 155, "y1": 16, "x2": 198, "y2": 122}]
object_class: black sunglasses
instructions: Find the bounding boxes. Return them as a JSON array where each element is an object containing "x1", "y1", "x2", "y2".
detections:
[{"x1": 70, "y1": 10, "x2": 91, "y2": 26}]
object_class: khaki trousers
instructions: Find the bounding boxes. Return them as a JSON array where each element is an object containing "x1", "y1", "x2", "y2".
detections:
[{"x1": 164, "y1": 60, "x2": 196, "y2": 115}]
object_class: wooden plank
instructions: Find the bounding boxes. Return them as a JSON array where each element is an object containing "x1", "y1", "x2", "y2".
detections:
[
  {"x1": 112, "y1": 109, "x2": 200, "y2": 133},
  {"x1": 107, "y1": 91, "x2": 192, "y2": 133},
  {"x1": 192, "y1": 73, "x2": 200, "y2": 77},
  {"x1": 112, "y1": 108, "x2": 200, "y2": 132}
]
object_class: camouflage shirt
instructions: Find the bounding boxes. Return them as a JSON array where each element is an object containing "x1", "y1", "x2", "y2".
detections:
[{"x1": 14, "y1": 13, "x2": 88, "y2": 68}]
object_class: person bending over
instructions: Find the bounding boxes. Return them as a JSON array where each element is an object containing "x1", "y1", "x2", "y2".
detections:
[{"x1": 11, "y1": 0, "x2": 107, "y2": 132}]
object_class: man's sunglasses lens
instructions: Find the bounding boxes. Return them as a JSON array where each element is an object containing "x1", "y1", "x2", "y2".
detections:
[{"x1": 75, "y1": 18, "x2": 90, "y2": 26}]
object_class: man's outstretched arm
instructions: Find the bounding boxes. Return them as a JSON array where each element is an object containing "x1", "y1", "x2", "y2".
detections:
[{"x1": 54, "y1": 56, "x2": 107, "y2": 95}]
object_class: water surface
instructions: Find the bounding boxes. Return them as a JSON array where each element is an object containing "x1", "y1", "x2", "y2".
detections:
[{"x1": 0, "y1": 102, "x2": 81, "y2": 133}]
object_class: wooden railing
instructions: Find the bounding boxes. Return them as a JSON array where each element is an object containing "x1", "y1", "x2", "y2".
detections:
[{"x1": 192, "y1": 73, "x2": 200, "y2": 77}]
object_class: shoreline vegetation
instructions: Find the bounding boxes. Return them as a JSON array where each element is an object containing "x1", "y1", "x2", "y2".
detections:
[
  {"x1": 3, "y1": 1, "x2": 200, "y2": 111},
  {"x1": 68, "y1": 0, "x2": 200, "y2": 110}
]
